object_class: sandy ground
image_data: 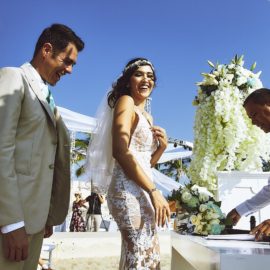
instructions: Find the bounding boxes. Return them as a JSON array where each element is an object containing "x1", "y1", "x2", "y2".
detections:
[
  {"x1": 41, "y1": 231, "x2": 171, "y2": 270},
  {"x1": 52, "y1": 255, "x2": 171, "y2": 270}
]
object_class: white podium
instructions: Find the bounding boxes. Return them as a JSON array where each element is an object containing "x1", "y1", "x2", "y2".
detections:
[
  {"x1": 171, "y1": 231, "x2": 270, "y2": 270},
  {"x1": 216, "y1": 171, "x2": 270, "y2": 230}
]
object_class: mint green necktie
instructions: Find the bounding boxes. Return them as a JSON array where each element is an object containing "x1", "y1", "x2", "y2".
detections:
[{"x1": 46, "y1": 89, "x2": 56, "y2": 112}]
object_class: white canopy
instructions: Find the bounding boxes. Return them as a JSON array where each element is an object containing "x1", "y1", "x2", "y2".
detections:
[
  {"x1": 158, "y1": 143, "x2": 192, "y2": 163},
  {"x1": 57, "y1": 106, "x2": 96, "y2": 133},
  {"x1": 152, "y1": 168, "x2": 182, "y2": 197},
  {"x1": 158, "y1": 150, "x2": 192, "y2": 163}
]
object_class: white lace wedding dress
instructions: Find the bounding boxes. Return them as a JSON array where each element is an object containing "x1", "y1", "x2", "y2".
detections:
[{"x1": 107, "y1": 108, "x2": 161, "y2": 270}]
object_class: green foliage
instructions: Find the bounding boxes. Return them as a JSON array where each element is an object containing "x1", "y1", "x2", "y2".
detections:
[
  {"x1": 262, "y1": 157, "x2": 270, "y2": 172},
  {"x1": 159, "y1": 159, "x2": 189, "y2": 182},
  {"x1": 72, "y1": 133, "x2": 91, "y2": 177}
]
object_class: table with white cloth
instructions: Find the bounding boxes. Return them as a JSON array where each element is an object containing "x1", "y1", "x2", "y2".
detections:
[{"x1": 171, "y1": 231, "x2": 270, "y2": 270}]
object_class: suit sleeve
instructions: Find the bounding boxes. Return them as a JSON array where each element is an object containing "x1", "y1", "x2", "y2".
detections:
[
  {"x1": 0, "y1": 67, "x2": 25, "y2": 226},
  {"x1": 236, "y1": 177, "x2": 270, "y2": 216}
]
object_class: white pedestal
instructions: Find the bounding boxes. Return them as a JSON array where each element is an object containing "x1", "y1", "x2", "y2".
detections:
[
  {"x1": 216, "y1": 171, "x2": 270, "y2": 230},
  {"x1": 171, "y1": 231, "x2": 270, "y2": 270}
]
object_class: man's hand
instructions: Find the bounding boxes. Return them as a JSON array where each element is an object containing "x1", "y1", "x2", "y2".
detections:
[
  {"x1": 2, "y1": 227, "x2": 28, "y2": 262},
  {"x1": 98, "y1": 194, "x2": 105, "y2": 204},
  {"x1": 250, "y1": 219, "x2": 270, "y2": 241},
  {"x1": 44, "y1": 225, "x2": 53, "y2": 238},
  {"x1": 226, "y1": 208, "x2": 241, "y2": 226}
]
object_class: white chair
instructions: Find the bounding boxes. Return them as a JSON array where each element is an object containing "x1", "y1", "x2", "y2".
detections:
[{"x1": 40, "y1": 243, "x2": 56, "y2": 268}]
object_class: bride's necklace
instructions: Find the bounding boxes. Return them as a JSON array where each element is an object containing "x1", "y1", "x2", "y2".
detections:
[{"x1": 135, "y1": 105, "x2": 146, "y2": 116}]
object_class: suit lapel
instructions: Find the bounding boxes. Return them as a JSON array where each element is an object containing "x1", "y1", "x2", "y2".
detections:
[
  {"x1": 20, "y1": 64, "x2": 56, "y2": 127},
  {"x1": 55, "y1": 107, "x2": 70, "y2": 140}
]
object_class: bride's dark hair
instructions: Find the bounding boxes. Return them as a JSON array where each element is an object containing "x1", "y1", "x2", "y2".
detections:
[{"x1": 107, "y1": 57, "x2": 156, "y2": 108}]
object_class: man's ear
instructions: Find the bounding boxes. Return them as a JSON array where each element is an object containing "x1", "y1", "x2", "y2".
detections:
[{"x1": 42, "y1": 43, "x2": 53, "y2": 57}]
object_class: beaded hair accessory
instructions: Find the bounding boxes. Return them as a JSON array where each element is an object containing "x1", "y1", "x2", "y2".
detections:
[{"x1": 124, "y1": 59, "x2": 155, "y2": 73}]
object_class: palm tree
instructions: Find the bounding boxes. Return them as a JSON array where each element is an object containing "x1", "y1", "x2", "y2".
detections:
[
  {"x1": 71, "y1": 133, "x2": 91, "y2": 177},
  {"x1": 156, "y1": 158, "x2": 190, "y2": 182}
]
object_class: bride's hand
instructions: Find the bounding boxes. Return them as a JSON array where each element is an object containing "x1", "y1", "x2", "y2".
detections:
[
  {"x1": 150, "y1": 189, "x2": 170, "y2": 227},
  {"x1": 151, "y1": 126, "x2": 168, "y2": 150}
]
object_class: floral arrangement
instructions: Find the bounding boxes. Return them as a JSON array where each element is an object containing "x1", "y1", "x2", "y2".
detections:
[
  {"x1": 188, "y1": 55, "x2": 270, "y2": 192},
  {"x1": 169, "y1": 184, "x2": 226, "y2": 235}
]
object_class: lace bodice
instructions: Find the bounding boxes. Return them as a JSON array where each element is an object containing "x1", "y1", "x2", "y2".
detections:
[
  {"x1": 130, "y1": 108, "x2": 157, "y2": 153},
  {"x1": 128, "y1": 108, "x2": 158, "y2": 179}
]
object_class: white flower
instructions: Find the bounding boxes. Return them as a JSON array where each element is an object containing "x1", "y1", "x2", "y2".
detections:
[
  {"x1": 236, "y1": 76, "x2": 247, "y2": 86},
  {"x1": 199, "y1": 193, "x2": 209, "y2": 202},
  {"x1": 190, "y1": 184, "x2": 199, "y2": 194},
  {"x1": 210, "y1": 219, "x2": 220, "y2": 225},
  {"x1": 205, "y1": 212, "x2": 214, "y2": 220},
  {"x1": 224, "y1": 73, "x2": 234, "y2": 83},
  {"x1": 188, "y1": 55, "x2": 270, "y2": 192},
  {"x1": 194, "y1": 224, "x2": 203, "y2": 234},
  {"x1": 190, "y1": 215, "x2": 197, "y2": 224},
  {"x1": 181, "y1": 191, "x2": 192, "y2": 202},
  {"x1": 199, "y1": 204, "x2": 208, "y2": 212}
]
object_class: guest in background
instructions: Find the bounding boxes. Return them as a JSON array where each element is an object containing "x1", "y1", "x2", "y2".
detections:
[
  {"x1": 86, "y1": 57, "x2": 170, "y2": 269},
  {"x1": 0, "y1": 23, "x2": 84, "y2": 270},
  {"x1": 227, "y1": 88, "x2": 270, "y2": 241},
  {"x1": 85, "y1": 192, "x2": 105, "y2": 232},
  {"x1": 69, "y1": 193, "x2": 87, "y2": 232}
]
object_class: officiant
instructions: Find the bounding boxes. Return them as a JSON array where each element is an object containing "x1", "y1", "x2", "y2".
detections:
[{"x1": 227, "y1": 88, "x2": 270, "y2": 241}]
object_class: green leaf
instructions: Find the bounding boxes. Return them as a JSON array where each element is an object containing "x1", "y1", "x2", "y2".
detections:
[
  {"x1": 207, "y1": 60, "x2": 215, "y2": 68},
  {"x1": 237, "y1": 55, "x2": 244, "y2": 64},
  {"x1": 250, "y1": 62, "x2": 256, "y2": 71},
  {"x1": 201, "y1": 72, "x2": 210, "y2": 77},
  {"x1": 75, "y1": 166, "x2": 85, "y2": 177},
  {"x1": 216, "y1": 201, "x2": 222, "y2": 207}
]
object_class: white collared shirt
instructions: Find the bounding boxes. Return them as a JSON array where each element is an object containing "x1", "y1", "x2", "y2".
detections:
[
  {"x1": 1, "y1": 221, "x2": 25, "y2": 234},
  {"x1": 236, "y1": 177, "x2": 270, "y2": 216},
  {"x1": 25, "y1": 62, "x2": 49, "y2": 99}
]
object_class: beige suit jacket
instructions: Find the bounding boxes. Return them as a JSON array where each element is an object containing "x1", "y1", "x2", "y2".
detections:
[{"x1": 0, "y1": 63, "x2": 70, "y2": 234}]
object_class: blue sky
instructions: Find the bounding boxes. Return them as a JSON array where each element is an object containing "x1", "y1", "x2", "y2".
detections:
[{"x1": 1, "y1": 0, "x2": 270, "y2": 142}]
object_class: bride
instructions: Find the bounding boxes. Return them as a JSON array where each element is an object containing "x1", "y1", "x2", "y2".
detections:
[{"x1": 86, "y1": 57, "x2": 170, "y2": 269}]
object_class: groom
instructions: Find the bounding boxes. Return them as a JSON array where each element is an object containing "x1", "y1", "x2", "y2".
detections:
[
  {"x1": 0, "y1": 24, "x2": 84, "y2": 269},
  {"x1": 227, "y1": 88, "x2": 270, "y2": 241}
]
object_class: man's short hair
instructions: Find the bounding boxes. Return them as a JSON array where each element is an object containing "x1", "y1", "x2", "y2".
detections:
[
  {"x1": 244, "y1": 88, "x2": 270, "y2": 107},
  {"x1": 33, "y1": 23, "x2": 84, "y2": 57}
]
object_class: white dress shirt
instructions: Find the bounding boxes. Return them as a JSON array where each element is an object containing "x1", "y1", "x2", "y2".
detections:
[{"x1": 236, "y1": 177, "x2": 270, "y2": 216}]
